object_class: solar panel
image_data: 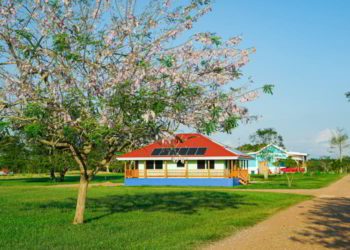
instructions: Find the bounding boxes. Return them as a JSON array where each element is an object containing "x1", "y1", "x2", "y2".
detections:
[
  {"x1": 168, "y1": 148, "x2": 181, "y2": 155},
  {"x1": 160, "y1": 148, "x2": 171, "y2": 155},
  {"x1": 178, "y1": 148, "x2": 189, "y2": 155},
  {"x1": 152, "y1": 147, "x2": 207, "y2": 156},
  {"x1": 151, "y1": 148, "x2": 162, "y2": 155},
  {"x1": 187, "y1": 148, "x2": 197, "y2": 155},
  {"x1": 195, "y1": 148, "x2": 207, "y2": 155}
]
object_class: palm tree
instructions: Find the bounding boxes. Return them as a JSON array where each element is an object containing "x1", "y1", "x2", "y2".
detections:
[
  {"x1": 330, "y1": 129, "x2": 349, "y2": 173},
  {"x1": 346, "y1": 91, "x2": 350, "y2": 101}
]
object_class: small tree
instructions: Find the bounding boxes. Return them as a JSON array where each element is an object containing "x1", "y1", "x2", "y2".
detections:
[
  {"x1": 0, "y1": 0, "x2": 273, "y2": 224},
  {"x1": 330, "y1": 128, "x2": 349, "y2": 173},
  {"x1": 275, "y1": 157, "x2": 298, "y2": 187},
  {"x1": 249, "y1": 128, "x2": 284, "y2": 148}
]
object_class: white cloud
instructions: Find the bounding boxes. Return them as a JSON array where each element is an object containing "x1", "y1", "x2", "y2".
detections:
[{"x1": 315, "y1": 128, "x2": 334, "y2": 144}]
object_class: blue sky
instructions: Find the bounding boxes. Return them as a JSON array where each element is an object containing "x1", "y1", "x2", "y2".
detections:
[{"x1": 179, "y1": 0, "x2": 350, "y2": 157}]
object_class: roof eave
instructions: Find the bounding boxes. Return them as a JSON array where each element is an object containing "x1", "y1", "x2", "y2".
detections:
[{"x1": 117, "y1": 156, "x2": 240, "y2": 161}]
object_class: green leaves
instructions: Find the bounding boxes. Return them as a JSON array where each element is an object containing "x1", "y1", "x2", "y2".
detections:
[
  {"x1": 263, "y1": 84, "x2": 274, "y2": 95},
  {"x1": 53, "y1": 33, "x2": 70, "y2": 52},
  {"x1": 345, "y1": 91, "x2": 350, "y2": 101},
  {"x1": 210, "y1": 35, "x2": 222, "y2": 46},
  {"x1": 213, "y1": 67, "x2": 223, "y2": 73},
  {"x1": 52, "y1": 33, "x2": 83, "y2": 62},
  {"x1": 48, "y1": 0, "x2": 59, "y2": 8},
  {"x1": 24, "y1": 123, "x2": 45, "y2": 138},
  {"x1": 223, "y1": 116, "x2": 239, "y2": 133},
  {"x1": 15, "y1": 29, "x2": 33, "y2": 43},
  {"x1": 24, "y1": 103, "x2": 47, "y2": 119},
  {"x1": 65, "y1": 52, "x2": 80, "y2": 62},
  {"x1": 0, "y1": 121, "x2": 10, "y2": 130},
  {"x1": 159, "y1": 55, "x2": 175, "y2": 68},
  {"x1": 201, "y1": 121, "x2": 217, "y2": 135},
  {"x1": 136, "y1": 59, "x2": 150, "y2": 68},
  {"x1": 193, "y1": 0, "x2": 211, "y2": 6}
]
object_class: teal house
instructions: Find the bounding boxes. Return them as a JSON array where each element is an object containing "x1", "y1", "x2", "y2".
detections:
[{"x1": 247, "y1": 144, "x2": 307, "y2": 174}]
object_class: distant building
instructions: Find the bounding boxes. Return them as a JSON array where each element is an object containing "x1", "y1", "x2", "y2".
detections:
[{"x1": 247, "y1": 144, "x2": 308, "y2": 174}]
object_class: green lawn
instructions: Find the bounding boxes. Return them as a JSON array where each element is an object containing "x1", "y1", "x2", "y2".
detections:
[
  {"x1": 235, "y1": 172, "x2": 344, "y2": 189},
  {"x1": 0, "y1": 172, "x2": 124, "y2": 186},
  {"x1": 0, "y1": 185, "x2": 309, "y2": 250}
]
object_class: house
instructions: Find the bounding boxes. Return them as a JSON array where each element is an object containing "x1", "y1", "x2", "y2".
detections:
[
  {"x1": 0, "y1": 168, "x2": 12, "y2": 176},
  {"x1": 117, "y1": 133, "x2": 252, "y2": 187},
  {"x1": 247, "y1": 144, "x2": 308, "y2": 174}
]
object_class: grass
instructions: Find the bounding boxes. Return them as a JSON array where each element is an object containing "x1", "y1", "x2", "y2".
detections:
[
  {"x1": 0, "y1": 172, "x2": 124, "y2": 186},
  {"x1": 235, "y1": 172, "x2": 344, "y2": 189},
  {"x1": 0, "y1": 185, "x2": 310, "y2": 250}
]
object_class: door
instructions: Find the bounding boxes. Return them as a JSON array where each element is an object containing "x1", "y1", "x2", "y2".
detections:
[{"x1": 258, "y1": 161, "x2": 269, "y2": 174}]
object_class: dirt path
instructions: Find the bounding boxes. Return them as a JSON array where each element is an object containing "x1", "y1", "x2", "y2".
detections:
[{"x1": 204, "y1": 175, "x2": 350, "y2": 250}]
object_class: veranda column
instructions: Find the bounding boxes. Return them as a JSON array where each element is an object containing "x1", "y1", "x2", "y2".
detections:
[
  {"x1": 207, "y1": 160, "x2": 211, "y2": 178},
  {"x1": 185, "y1": 161, "x2": 188, "y2": 178},
  {"x1": 165, "y1": 161, "x2": 168, "y2": 178},
  {"x1": 144, "y1": 160, "x2": 147, "y2": 178}
]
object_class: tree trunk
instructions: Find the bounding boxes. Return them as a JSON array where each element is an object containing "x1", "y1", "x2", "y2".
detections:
[
  {"x1": 73, "y1": 174, "x2": 89, "y2": 224},
  {"x1": 286, "y1": 174, "x2": 292, "y2": 187},
  {"x1": 59, "y1": 167, "x2": 69, "y2": 182},
  {"x1": 263, "y1": 170, "x2": 268, "y2": 180},
  {"x1": 50, "y1": 168, "x2": 56, "y2": 181}
]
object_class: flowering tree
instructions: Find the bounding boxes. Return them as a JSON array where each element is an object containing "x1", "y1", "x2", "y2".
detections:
[{"x1": 0, "y1": 0, "x2": 273, "y2": 224}]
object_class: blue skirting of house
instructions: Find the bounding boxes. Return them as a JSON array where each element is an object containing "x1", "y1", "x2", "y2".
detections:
[{"x1": 125, "y1": 178, "x2": 241, "y2": 187}]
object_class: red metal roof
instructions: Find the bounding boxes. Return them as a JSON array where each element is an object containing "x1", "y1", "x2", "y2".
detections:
[{"x1": 118, "y1": 133, "x2": 251, "y2": 159}]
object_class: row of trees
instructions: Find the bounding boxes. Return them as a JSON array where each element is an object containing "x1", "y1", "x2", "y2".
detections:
[
  {"x1": 308, "y1": 157, "x2": 350, "y2": 173},
  {"x1": 0, "y1": 129, "x2": 78, "y2": 180}
]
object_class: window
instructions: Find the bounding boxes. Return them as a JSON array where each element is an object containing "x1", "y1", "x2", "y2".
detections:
[
  {"x1": 146, "y1": 160, "x2": 163, "y2": 169},
  {"x1": 155, "y1": 160, "x2": 163, "y2": 169},
  {"x1": 177, "y1": 160, "x2": 185, "y2": 168},
  {"x1": 209, "y1": 160, "x2": 215, "y2": 169},
  {"x1": 197, "y1": 160, "x2": 206, "y2": 169},
  {"x1": 146, "y1": 161, "x2": 154, "y2": 170},
  {"x1": 135, "y1": 161, "x2": 139, "y2": 169}
]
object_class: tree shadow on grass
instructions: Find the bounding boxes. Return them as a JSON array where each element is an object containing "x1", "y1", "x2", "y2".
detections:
[
  {"x1": 290, "y1": 197, "x2": 350, "y2": 249},
  {"x1": 0, "y1": 175, "x2": 123, "y2": 185},
  {"x1": 36, "y1": 191, "x2": 256, "y2": 223}
]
